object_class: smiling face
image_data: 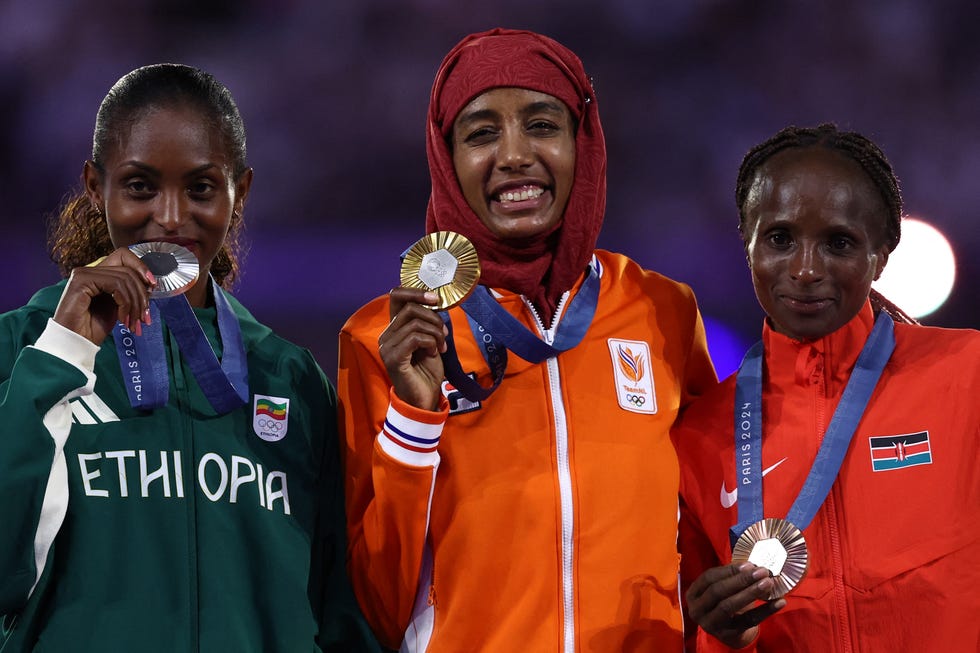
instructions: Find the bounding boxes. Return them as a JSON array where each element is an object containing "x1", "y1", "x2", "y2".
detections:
[
  {"x1": 741, "y1": 146, "x2": 891, "y2": 341},
  {"x1": 451, "y1": 87, "x2": 576, "y2": 242},
  {"x1": 85, "y1": 104, "x2": 251, "y2": 306}
]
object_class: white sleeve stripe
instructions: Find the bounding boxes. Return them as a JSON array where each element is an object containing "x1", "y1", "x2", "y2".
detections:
[
  {"x1": 31, "y1": 398, "x2": 75, "y2": 595},
  {"x1": 27, "y1": 321, "x2": 99, "y2": 597}
]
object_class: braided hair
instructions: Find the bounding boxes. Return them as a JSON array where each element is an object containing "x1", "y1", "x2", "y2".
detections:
[
  {"x1": 48, "y1": 64, "x2": 248, "y2": 288},
  {"x1": 735, "y1": 123, "x2": 917, "y2": 325}
]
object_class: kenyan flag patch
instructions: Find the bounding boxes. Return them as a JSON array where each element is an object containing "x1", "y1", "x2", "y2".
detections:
[
  {"x1": 869, "y1": 431, "x2": 932, "y2": 471},
  {"x1": 253, "y1": 395, "x2": 289, "y2": 442}
]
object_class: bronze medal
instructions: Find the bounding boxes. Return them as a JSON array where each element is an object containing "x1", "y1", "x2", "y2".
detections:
[
  {"x1": 400, "y1": 231, "x2": 480, "y2": 310},
  {"x1": 731, "y1": 517, "x2": 809, "y2": 599},
  {"x1": 129, "y1": 242, "x2": 199, "y2": 298}
]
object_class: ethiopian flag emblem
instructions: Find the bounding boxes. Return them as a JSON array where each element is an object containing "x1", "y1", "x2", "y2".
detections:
[{"x1": 253, "y1": 394, "x2": 290, "y2": 442}]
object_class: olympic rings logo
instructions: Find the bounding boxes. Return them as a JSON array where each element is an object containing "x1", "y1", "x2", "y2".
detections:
[
  {"x1": 256, "y1": 418, "x2": 285, "y2": 431},
  {"x1": 626, "y1": 394, "x2": 646, "y2": 407}
]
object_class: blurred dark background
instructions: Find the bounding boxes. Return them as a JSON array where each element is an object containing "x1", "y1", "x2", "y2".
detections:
[{"x1": 3, "y1": 0, "x2": 977, "y2": 380}]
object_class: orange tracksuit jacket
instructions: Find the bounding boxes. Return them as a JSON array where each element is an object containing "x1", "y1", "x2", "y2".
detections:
[
  {"x1": 338, "y1": 250, "x2": 717, "y2": 652},
  {"x1": 673, "y1": 304, "x2": 980, "y2": 653}
]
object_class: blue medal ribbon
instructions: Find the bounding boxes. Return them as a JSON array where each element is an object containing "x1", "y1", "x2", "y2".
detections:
[
  {"x1": 438, "y1": 261, "x2": 601, "y2": 402},
  {"x1": 730, "y1": 312, "x2": 895, "y2": 548},
  {"x1": 112, "y1": 302, "x2": 169, "y2": 409},
  {"x1": 458, "y1": 262, "x2": 600, "y2": 362},
  {"x1": 111, "y1": 278, "x2": 249, "y2": 414},
  {"x1": 438, "y1": 310, "x2": 509, "y2": 401}
]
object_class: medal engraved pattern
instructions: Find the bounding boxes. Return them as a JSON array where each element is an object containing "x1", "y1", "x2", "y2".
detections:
[
  {"x1": 731, "y1": 517, "x2": 809, "y2": 599},
  {"x1": 400, "y1": 231, "x2": 481, "y2": 310}
]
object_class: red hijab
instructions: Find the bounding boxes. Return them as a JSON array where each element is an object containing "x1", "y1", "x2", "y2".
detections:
[{"x1": 425, "y1": 28, "x2": 607, "y2": 319}]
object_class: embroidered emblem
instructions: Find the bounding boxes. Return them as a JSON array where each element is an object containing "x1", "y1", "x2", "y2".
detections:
[
  {"x1": 607, "y1": 339, "x2": 657, "y2": 414},
  {"x1": 442, "y1": 375, "x2": 482, "y2": 416},
  {"x1": 869, "y1": 431, "x2": 932, "y2": 471},
  {"x1": 253, "y1": 395, "x2": 289, "y2": 442}
]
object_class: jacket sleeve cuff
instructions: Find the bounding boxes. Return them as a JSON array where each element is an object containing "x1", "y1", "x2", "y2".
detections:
[
  {"x1": 32, "y1": 318, "x2": 99, "y2": 378},
  {"x1": 377, "y1": 388, "x2": 448, "y2": 468}
]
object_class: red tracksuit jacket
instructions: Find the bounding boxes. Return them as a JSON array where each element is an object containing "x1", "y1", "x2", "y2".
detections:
[{"x1": 674, "y1": 303, "x2": 980, "y2": 652}]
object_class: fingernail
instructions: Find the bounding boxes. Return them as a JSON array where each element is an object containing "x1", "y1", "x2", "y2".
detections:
[
  {"x1": 145, "y1": 270, "x2": 157, "y2": 284},
  {"x1": 423, "y1": 291, "x2": 439, "y2": 302},
  {"x1": 143, "y1": 308, "x2": 152, "y2": 324},
  {"x1": 751, "y1": 567, "x2": 771, "y2": 580}
]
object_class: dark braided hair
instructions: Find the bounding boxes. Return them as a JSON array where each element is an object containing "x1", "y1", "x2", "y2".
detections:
[
  {"x1": 48, "y1": 63, "x2": 249, "y2": 288},
  {"x1": 735, "y1": 123, "x2": 917, "y2": 325}
]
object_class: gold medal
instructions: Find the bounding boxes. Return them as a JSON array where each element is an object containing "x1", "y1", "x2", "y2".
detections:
[
  {"x1": 400, "y1": 231, "x2": 480, "y2": 310},
  {"x1": 129, "y1": 242, "x2": 199, "y2": 298},
  {"x1": 731, "y1": 517, "x2": 809, "y2": 599}
]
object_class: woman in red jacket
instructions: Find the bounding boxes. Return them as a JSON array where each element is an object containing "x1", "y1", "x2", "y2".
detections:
[
  {"x1": 674, "y1": 124, "x2": 980, "y2": 652},
  {"x1": 338, "y1": 28, "x2": 716, "y2": 652}
]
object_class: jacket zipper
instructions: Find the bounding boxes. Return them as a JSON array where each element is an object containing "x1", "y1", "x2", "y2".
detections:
[
  {"x1": 813, "y1": 350, "x2": 852, "y2": 653},
  {"x1": 526, "y1": 295, "x2": 576, "y2": 653},
  {"x1": 167, "y1": 329, "x2": 199, "y2": 652},
  {"x1": 827, "y1": 489, "x2": 852, "y2": 652}
]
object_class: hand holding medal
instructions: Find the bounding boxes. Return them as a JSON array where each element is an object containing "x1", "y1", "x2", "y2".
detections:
[
  {"x1": 382, "y1": 231, "x2": 481, "y2": 410},
  {"x1": 730, "y1": 517, "x2": 809, "y2": 599},
  {"x1": 105, "y1": 241, "x2": 248, "y2": 414},
  {"x1": 54, "y1": 241, "x2": 200, "y2": 346},
  {"x1": 392, "y1": 230, "x2": 603, "y2": 408},
  {"x1": 684, "y1": 561, "x2": 788, "y2": 650},
  {"x1": 49, "y1": 247, "x2": 146, "y2": 346}
]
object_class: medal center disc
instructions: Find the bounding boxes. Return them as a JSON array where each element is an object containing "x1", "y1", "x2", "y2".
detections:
[
  {"x1": 128, "y1": 241, "x2": 199, "y2": 298},
  {"x1": 141, "y1": 251, "x2": 179, "y2": 276},
  {"x1": 418, "y1": 249, "x2": 459, "y2": 289},
  {"x1": 747, "y1": 538, "x2": 788, "y2": 576}
]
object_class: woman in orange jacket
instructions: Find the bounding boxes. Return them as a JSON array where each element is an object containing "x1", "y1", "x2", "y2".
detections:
[
  {"x1": 338, "y1": 28, "x2": 716, "y2": 652},
  {"x1": 673, "y1": 124, "x2": 980, "y2": 652}
]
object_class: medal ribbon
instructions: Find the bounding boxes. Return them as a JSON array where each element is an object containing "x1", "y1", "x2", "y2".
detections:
[
  {"x1": 112, "y1": 278, "x2": 249, "y2": 414},
  {"x1": 112, "y1": 302, "x2": 169, "y2": 409},
  {"x1": 438, "y1": 311, "x2": 508, "y2": 401},
  {"x1": 730, "y1": 312, "x2": 895, "y2": 548},
  {"x1": 439, "y1": 260, "x2": 601, "y2": 401}
]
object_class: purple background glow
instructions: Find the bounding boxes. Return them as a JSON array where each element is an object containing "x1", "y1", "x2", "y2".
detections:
[{"x1": 3, "y1": 1, "x2": 977, "y2": 380}]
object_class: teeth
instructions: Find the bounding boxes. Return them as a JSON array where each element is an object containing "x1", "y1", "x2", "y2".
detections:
[{"x1": 498, "y1": 187, "x2": 544, "y2": 202}]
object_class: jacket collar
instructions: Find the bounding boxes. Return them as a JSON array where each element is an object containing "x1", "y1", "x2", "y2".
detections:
[{"x1": 762, "y1": 301, "x2": 875, "y2": 393}]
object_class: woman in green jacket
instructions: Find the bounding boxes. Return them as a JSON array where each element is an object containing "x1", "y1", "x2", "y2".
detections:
[{"x1": 0, "y1": 63, "x2": 377, "y2": 653}]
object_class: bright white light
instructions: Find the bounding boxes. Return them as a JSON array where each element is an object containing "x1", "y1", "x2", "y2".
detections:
[{"x1": 872, "y1": 218, "x2": 956, "y2": 318}]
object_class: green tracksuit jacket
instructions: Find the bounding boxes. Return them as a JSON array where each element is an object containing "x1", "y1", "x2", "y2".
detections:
[{"x1": 0, "y1": 281, "x2": 379, "y2": 652}]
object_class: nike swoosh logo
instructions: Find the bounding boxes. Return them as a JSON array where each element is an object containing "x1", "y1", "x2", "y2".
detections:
[{"x1": 719, "y1": 457, "x2": 788, "y2": 509}]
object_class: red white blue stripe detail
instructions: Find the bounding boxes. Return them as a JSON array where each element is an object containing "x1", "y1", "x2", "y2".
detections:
[{"x1": 380, "y1": 399, "x2": 445, "y2": 469}]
